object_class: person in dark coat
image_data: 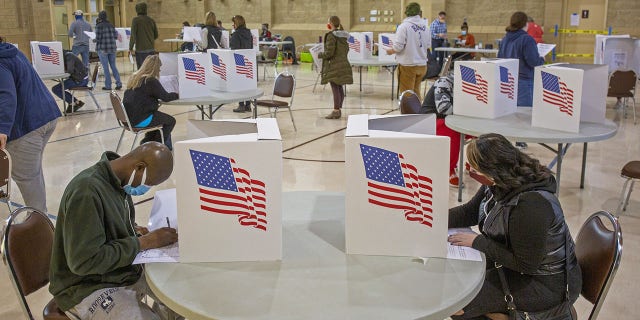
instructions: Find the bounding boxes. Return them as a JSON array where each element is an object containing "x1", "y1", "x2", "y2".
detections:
[
  {"x1": 230, "y1": 15, "x2": 254, "y2": 113},
  {"x1": 318, "y1": 16, "x2": 353, "y2": 119},
  {"x1": 122, "y1": 55, "x2": 178, "y2": 150}
]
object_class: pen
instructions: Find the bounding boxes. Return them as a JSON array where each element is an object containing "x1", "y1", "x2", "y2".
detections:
[{"x1": 166, "y1": 217, "x2": 171, "y2": 228}]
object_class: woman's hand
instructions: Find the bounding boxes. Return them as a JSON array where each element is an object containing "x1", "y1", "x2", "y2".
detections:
[{"x1": 448, "y1": 232, "x2": 478, "y2": 247}]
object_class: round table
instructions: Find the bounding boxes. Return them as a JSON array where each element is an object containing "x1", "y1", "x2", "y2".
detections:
[
  {"x1": 162, "y1": 89, "x2": 264, "y2": 119},
  {"x1": 446, "y1": 108, "x2": 618, "y2": 201},
  {"x1": 146, "y1": 191, "x2": 485, "y2": 320}
]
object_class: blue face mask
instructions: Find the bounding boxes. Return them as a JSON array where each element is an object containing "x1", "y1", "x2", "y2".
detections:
[
  {"x1": 461, "y1": 30, "x2": 467, "y2": 36},
  {"x1": 123, "y1": 168, "x2": 150, "y2": 196}
]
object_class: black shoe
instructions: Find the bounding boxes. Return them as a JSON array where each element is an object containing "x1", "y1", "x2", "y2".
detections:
[
  {"x1": 65, "y1": 100, "x2": 85, "y2": 113},
  {"x1": 102, "y1": 87, "x2": 112, "y2": 91},
  {"x1": 233, "y1": 105, "x2": 247, "y2": 113},
  {"x1": 115, "y1": 86, "x2": 122, "y2": 90}
]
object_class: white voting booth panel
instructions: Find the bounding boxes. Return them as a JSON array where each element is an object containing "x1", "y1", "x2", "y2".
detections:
[
  {"x1": 347, "y1": 32, "x2": 373, "y2": 60},
  {"x1": 251, "y1": 29, "x2": 259, "y2": 52},
  {"x1": 344, "y1": 114, "x2": 449, "y2": 258},
  {"x1": 532, "y1": 64, "x2": 608, "y2": 133},
  {"x1": 453, "y1": 59, "x2": 519, "y2": 118},
  {"x1": 178, "y1": 52, "x2": 211, "y2": 98},
  {"x1": 207, "y1": 49, "x2": 257, "y2": 92},
  {"x1": 221, "y1": 30, "x2": 230, "y2": 49},
  {"x1": 115, "y1": 28, "x2": 131, "y2": 51},
  {"x1": 175, "y1": 118, "x2": 283, "y2": 262},
  {"x1": 30, "y1": 41, "x2": 64, "y2": 75},
  {"x1": 378, "y1": 33, "x2": 396, "y2": 62}
]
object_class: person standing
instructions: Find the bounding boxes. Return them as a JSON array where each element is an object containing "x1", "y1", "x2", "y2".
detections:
[
  {"x1": 0, "y1": 39, "x2": 61, "y2": 213},
  {"x1": 230, "y1": 15, "x2": 254, "y2": 113},
  {"x1": 95, "y1": 10, "x2": 122, "y2": 91},
  {"x1": 386, "y1": 2, "x2": 430, "y2": 100},
  {"x1": 130, "y1": 2, "x2": 158, "y2": 69},
  {"x1": 68, "y1": 10, "x2": 92, "y2": 70},
  {"x1": 527, "y1": 16, "x2": 544, "y2": 44},
  {"x1": 498, "y1": 11, "x2": 544, "y2": 107},
  {"x1": 430, "y1": 11, "x2": 448, "y2": 67},
  {"x1": 318, "y1": 16, "x2": 353, "y2": 119},
  {"x1": 123, "y1": 55, "x2": 179, "y2": 150},
  {"x1": 201, "y1": 11, "x2": 223, "y2": 50}
]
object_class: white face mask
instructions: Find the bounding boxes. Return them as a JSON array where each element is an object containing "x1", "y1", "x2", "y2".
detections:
[{"x1": 523, "y1": 24, "x2": 528, "y2": 32}]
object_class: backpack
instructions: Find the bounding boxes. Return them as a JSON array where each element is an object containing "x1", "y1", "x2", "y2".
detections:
[{"x1": 423, "y1": 49, "x2": 441, "y2": 80}]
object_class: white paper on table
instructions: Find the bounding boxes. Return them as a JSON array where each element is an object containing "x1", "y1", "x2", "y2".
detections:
[
  {"x1": 182, "y1": 27, "x2": 202, "y2": 42},
  {"x1": 446, "y1": 227, "x2": 483, "y2": 261},
  {"x1": 159, "y1": 75, "x2": 179, "y2": 93},
  {"x1": 84, "y1": 31, "x2": 96, "y2": 39},
  {"x1": 537, "y1": 43, "x2": 556, "y2": 57},
  {"x1": 133, "y1": 189, "x2": 180, "y2": 264}
]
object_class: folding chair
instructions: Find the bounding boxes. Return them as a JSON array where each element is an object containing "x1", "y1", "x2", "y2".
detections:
[
  {"x1": 616, "y1": 160, "x2": 640, "y2": 216},
  {"x1": 608, "y1": 70, "x2": 637, "y2": 124},
  {"x1": 109, "y1": 92, "x2": 164, "y2": 153},
  {"x1": 67, "y1": 63, "x2": 103, "y2": 113},
  {"x1": 399, "y1": 90, "x2": 421, "y2": 114},
  {"x1": 255, "y1": 71, "x2": 297, "y2": 131},
  {"x1": 1, "y1": 207, "x2": 69, "y2": 319},
  {"x1": 257, "y1": 46, "x2": 278, "y2": 81},
  {"x1": 0, "y1": 149, "x2": 12, "y2": 213}
]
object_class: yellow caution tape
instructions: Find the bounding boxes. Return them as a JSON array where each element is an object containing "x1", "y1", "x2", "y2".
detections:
[
  {"x1": 555, "y1": 53, "x2": 595, "y2": 58},
  {"x1": 552, "y1": 29, "x2": 612, "y2": 35}
]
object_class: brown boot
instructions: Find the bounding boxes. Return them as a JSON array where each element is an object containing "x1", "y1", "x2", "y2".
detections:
[{"x1": 325, "y1": 109, "x2": 341, "y2": 119}]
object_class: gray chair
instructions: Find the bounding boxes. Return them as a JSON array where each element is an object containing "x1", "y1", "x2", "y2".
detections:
[
  {"x1": 399, "y1": 90, "x2": 421, "y2": 114},
  {"x1": 1, "y1": 207, "x2": 69, "y2": 319},
  {"x1": 607, "y1": 70, "x2": 637, "y2": 124},
  {"x1": 67, "y1": 63, "x2": 103, "y2": 114},
  {"x1": 616, "y1": 160, "x2": 640, "y2": 216},
  {"x1": 255, "y1": 71, "x2": 297, "y2": 131},
  {"x1": 109, "y1": 92, "x2": 164, "y2": 153},
  {"x1": 257, "y1": 46, "x2": 279, "y2": 81}
]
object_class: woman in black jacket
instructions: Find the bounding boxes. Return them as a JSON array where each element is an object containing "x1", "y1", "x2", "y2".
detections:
[
  {"x1": 122, "y1": 55, "x2": 178, "y2": 150},
  {"x1": 448, "y1": 133, "x2": 581, "y2": 319},
  {"x1": 230, "y1": 15, "x2": 254, "y2": 113}
]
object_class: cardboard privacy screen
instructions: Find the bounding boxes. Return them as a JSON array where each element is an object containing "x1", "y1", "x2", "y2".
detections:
[{"x1": 30, "y1": 41, "x2": 64, "y2": 75}]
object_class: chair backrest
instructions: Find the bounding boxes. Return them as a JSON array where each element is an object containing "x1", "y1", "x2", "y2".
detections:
[
  {"x1": 273, "y1": 72, "x2": 295, "y2": 100},
  {"x1": 109, "y1": 92, "x2": 134, "y2": 130},
  {"x1": 266, "y1": 46, "x2": 278, "y2": 60},
  {"x1": 90, "y1": 63, "x2": 99, "y2": 87},
  {"x1": 399, "y1": 90, "x2": 422, "y2": 114},
  {"x1": 608, "y1": 70, "x2": 637, "y2": 97},
  {"x1": 575, "y1": 211, "x2": 623, "y2": 320},
  {"x1": 1, "y1": 207, "x2": 55, "y2": 319},
  {"x1": 0, "y1": 149, "x2": 11, "y2": 201}
]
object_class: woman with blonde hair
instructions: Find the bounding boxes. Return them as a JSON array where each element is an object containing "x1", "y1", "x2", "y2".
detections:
[
  {"x1": 201, "y1": 11, "x2": 223, "y2": 50},
  {"x1": 318, "y1": 15, "x2": 353, "y2": 119},
  {"x1": 122, "y1": 55, "x2": 179, "y2": 150}
]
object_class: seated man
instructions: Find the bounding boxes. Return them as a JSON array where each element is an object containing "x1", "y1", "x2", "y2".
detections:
[
  {"x1": 51, "y1": 51, "x2": 88, "y2": 113},
  {"x1": 49, "y1": 142, "x2": 178, "y2": 319}
]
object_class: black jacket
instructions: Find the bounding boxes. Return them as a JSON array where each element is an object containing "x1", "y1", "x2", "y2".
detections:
[
  {"x1": 230, "y1": 26, "x2": 253, "y2": 50},
  {"x1": 64, "y1": 52, "x2": 87, "y2": 83},
  {"x1": 204, "y1": 25, "x2": 223, "y2": 49},
  {"x1": 122, "y1": 77, "x2": 178, "y2": 125}
]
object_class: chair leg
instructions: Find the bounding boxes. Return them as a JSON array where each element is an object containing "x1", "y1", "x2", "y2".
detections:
[
  {"x1": 131, "y1": 133, "x2": 140, "y2": 151},
  {"x1": 632, "y1": 97, "x2": 636, "y2": 125},
  {"x1": 313, "y1": 73, "x2": 321, "y2": 93},
  {"x1": 616, "y1": 177, "x2": 631, "y2": 216},
  {"x1": 288, "y1": 107, "x2": 297, "y2": 131},
  {"x1": 158, "y1": 128, "x2": 165, "y2": 145},
  {"x1": 115, "y1": 129, "x2": 125, "y2": 153},
  {"x1": 623, "y1": 179, "x2": 635, "y2": 212},
  {"x1": 88, "y1": 92, "x2": 102, "y2": 111}
]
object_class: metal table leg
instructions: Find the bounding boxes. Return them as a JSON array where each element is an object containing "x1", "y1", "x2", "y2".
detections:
[
  {"x1": 391, "y1": 65, "x2": 397, "y2": 100},
  {"x1": 359, "y1": 66, "x2": 363, "y2": 92},
  {"x1": 457, "y1": 132, "x2": 465, "y2": 202},
  {"x1": 581, "y1": 143, "x2": 588, "y2": 188}
]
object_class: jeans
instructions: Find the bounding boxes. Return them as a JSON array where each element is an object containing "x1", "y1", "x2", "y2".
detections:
[
  {"x1": 135, "y1": 51, "x2": 155, "y2": 69},
  {"x1": 5, "y1": 119, "x2": 57, "y2": 213},
  {"x1": 98, "y1": 51, "x2": 122, "y2": 89},
  {"x1": 72, "y1": 44, "x2": 90, "y2": 70},
  {"x1": 52, "y1": 78, "x2": 89, "y2": 104},
  {"x1": 431, "y1": 38, "x2": 445, "y2": 67},
  {"x1": 517, "y1": 78, "x2": 534, "y2": 107}
]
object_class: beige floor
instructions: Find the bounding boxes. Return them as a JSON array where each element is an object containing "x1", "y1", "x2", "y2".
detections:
[{"x1": 1, "y1": 60, "x2": 638, "y2": 319}]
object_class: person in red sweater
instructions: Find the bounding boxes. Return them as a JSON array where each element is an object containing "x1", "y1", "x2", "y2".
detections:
[{"x1": 527, "y1": 16, "x2": 544, "y2": 43}]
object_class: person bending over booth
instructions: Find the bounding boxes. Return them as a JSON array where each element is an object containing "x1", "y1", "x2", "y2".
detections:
[
  {"x1": 448, "y1": 133, "x2": 581, "y2": 320},
  {"x1": 49, "y1": 142, "x2": 178, "y2": 319}
]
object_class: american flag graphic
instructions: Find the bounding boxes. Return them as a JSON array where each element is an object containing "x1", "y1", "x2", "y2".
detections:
[
  {"x1": 125, "y1": 29, "x2": 131, "y2": 39},
  {"x1": 182, "y1": 57, "x2": 206, "y2": 85},
  {"x1": 360, "y1": 144, "x2": 434, "y2": 228},
  {"x1": 117, "y1": 32, "x2": 122, "y2": 42},
  {"x1": 210, "y1": 53, "x2": 227, "y2": 80},
  {"x1": 234, "y1": 53, "x2": 254, "y2": 79},
  {"x1": 381, "y1": 35, "x2": 394, "y2": 48},
  {"x1": 541, "y1": 71, "x2": 574, "y2": 116},
  {"x1": 499, "y1": 66, "x2": 515, "y2": 100},
  {"x1": 190, "y1": 149, "x2": 267, "y2": 231},
  {"x1": 348, "y1": 36, "x2": 361, "y2": 53},
  {"x1": 365, "y1": 34, "x2": 371, "y2": 52},
  {"x1": 38, "y1": 45, "x2": 60, "y2": 65},
  {"x1": 460, "y1": 65, "x2": 489, "y2": 104}
]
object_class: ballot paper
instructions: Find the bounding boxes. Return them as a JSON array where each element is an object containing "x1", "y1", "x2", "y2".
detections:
[
  {"x1": 83, "y1": 31, "x2": 96, "y2": 39},
  {"x1": 446, "y1": 228, "x2": 483, "y2": 262},
  {"x1": 182, "y1": 26, "x2": 202, "y2": 42},
  {"x1": 159, "y1": 75, "x2": 179, "y2": 93},
  {"x1": 133, "y1": 189, "x2": 179, "y2": 264},
  {"x1": 537, "y1": 43, "x2": 556, "y2": 57}
]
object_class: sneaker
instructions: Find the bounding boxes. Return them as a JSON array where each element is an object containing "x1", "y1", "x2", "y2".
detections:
[
  {"x1": 233, "y1": 105, "x2": 250, "y2": 113},
  {"x1": 65, "y1": 100, "x2": 85, "y2": 114},
  {"x1": 449, "y1": 173, "x2": 463, "y2": 188},
  {"x1": 102, "y1": 87, "x2": 112, "y2": 91},
  {"x1": 515, "y1": 142, "x2": 528, "y2": 150},
  {"x1": 325, "y1": 109, "x2": 341, "y2": 119},
  {"x1": 115, "y1": 85, "x2": 122, "y2": 90}
]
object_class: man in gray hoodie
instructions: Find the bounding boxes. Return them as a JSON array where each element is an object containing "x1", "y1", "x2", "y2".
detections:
[
  {"x1": 68, "y1": 10, "x2": 93, "y2": 70},
  {"x1": 386, "y1": 2, "x2": 431, "y2": 100}
]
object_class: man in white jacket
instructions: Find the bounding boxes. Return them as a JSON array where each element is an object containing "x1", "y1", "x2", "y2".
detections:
[{"x1": 386, "y1": 2, "x2": 431, "y2": 99}]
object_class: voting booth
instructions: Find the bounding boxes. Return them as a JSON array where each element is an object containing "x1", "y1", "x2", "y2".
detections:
[
  {"x1": 207, "y1": 49, "x2": 257, "y2": 92},
  {"x1": 30, "y1": 41, "x2": 64, "y2": 75},
  {"x1": 178, "y1": 52, "x2": 212, "y2": 98},
  {"x1": 347, "y1": 32, "x2": 373, "y2": 60},
  {"x1": 344, "y1": 114, "x2": 449, "y2": 258},
  {"x1": 378, "y1": 33, "x2": 396, "y2": 62},
  {"x1": 453, "y1": 59, "x2": 519, "y2": 118},
  {"x1": 251, "y1": 29, "x2": 259, "y2": 52},
  {"x1": 532, "y1": 64, "x2": 608, "y2": 133},
  {"x1": 221, "y1": 30, "x2": 230, "y2": 49},
  {"x1": 175, "y1": 118, "x2": 283, "y2": 262}
]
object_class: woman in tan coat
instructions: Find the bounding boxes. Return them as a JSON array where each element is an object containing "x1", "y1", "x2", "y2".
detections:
[{"x1": 318, "y1": 16, "x2": 353, "y2": 119}]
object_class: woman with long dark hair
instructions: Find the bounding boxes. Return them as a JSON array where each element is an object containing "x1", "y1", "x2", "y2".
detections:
[{"x1": 448, "y1": 133, "x2": 581, "y2": 319}]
